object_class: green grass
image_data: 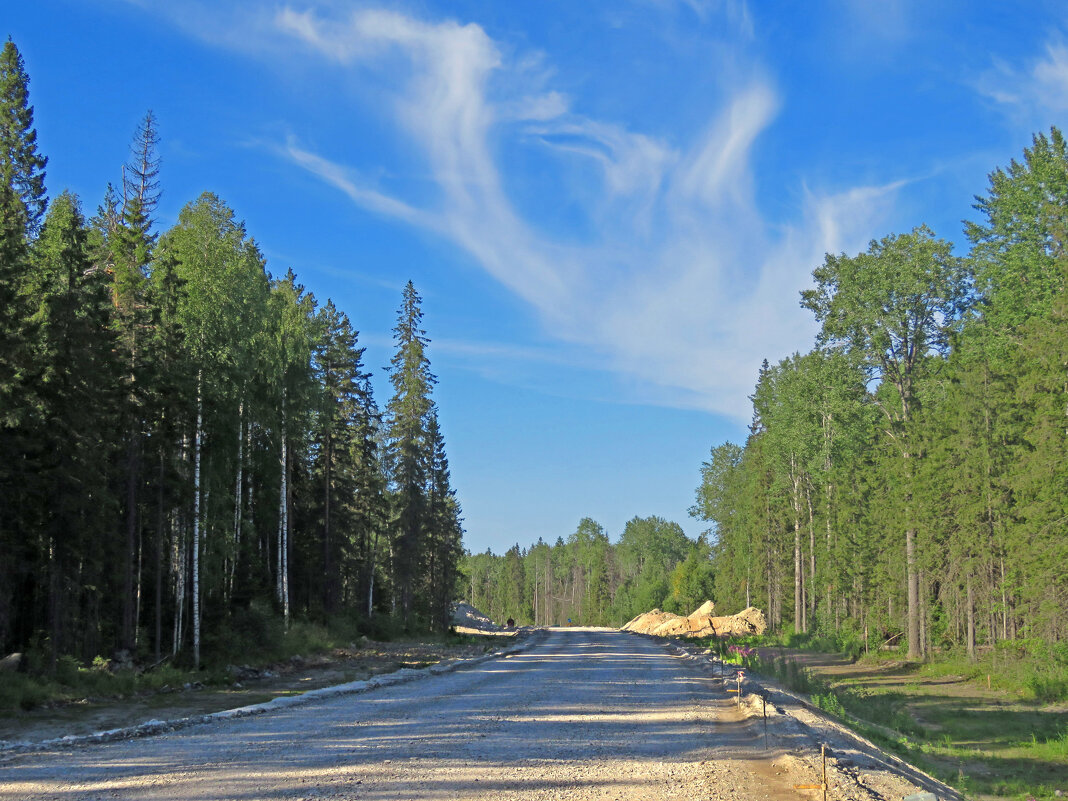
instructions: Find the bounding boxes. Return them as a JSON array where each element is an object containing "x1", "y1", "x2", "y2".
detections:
[
  {"x1": 0, "y1": 660, "x2": 203, "y2": 715},
  {"x1": 709, "y1": 634, "x2": 1068, "y2": 800}
]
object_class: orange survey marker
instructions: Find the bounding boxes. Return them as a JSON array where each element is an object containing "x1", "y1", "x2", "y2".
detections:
[{"x1": 794, "y1": 744, "x2": 829, "y2": 801}]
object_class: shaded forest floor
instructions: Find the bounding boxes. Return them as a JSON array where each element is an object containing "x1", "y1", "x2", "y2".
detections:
[
  {"x1": 750, "y1": 645, "x2": 1068, "y2": 799},
  {"x1": 0, "y1": 636, "x2": 509, "y2": 745}
]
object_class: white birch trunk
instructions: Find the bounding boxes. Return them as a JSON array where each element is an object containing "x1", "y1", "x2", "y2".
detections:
[
  {"x1": 366, "y1": 529, "x2": 378, "y2": 618},
  {"x1": 282, "y1": 437, "x2": 290, "y2": 627},
  {"x1": 277, "y1": 394, "x2": 289, "y2": 626},
  {"x1": 134, "y1": 526, "x2": 143, "y2": 648},
  {"x1": 276, "y1": 444, "x2": 284, "y2": 603},
  {"x1": 193, "y1": 371, "x2": 203, "y2": 668},
  {"x1": 231, "y1": 400, "x2": 244, "y2": 599},
  {"x1": 247, "y1": 421, "x2": 255, "y2": 559},
  {"x1": 172, "y1": 515, "x2": 185, "y2": 656}
]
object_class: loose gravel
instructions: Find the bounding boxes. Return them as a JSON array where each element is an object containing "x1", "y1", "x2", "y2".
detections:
[{"x1": 0, "y1": 629, "x2": 957, "y2": 801}]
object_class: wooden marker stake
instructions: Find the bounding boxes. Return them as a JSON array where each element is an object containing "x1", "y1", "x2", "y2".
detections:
[
  {"x1": 822, "y1": 743, "x2": 827, "y2": 801},
  {"x1": 763, "y1": 695, "x2": 768, "y2": 750}
]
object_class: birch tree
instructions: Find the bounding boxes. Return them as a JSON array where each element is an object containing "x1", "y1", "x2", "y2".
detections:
[
  {"x1": 801, "y1": 226, "x2": 970, "y2": 657},
  {"x1": 157, "y1": 192, "x2": 270, "y2": 664}
]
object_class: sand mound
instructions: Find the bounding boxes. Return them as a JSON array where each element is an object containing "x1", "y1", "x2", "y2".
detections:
[
  {"x1": 451, "y1": 602, "x2": 501, "y2": 632},
  {"x1": 621, "y1": 601, "x2": 767, "y2": 638},
  {"x1": 690, "y1": 606, "x2": 768, "y2": 637},
  {"x1": 649, "y1": 600, "x2": 718, "y2": 636},
  {"x1": 621, "y1": 609, "x2": 682, "y2": 633}
]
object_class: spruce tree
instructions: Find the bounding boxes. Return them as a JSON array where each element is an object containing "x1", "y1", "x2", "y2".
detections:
[
  {"x1": 0, "y1": 38, "x2": 47, "y2": 236},
  {"x1": 426, "y1": 410, "x2": 463, "y2": 630},
  {"x1": 0, "y1": 37, "x2": 46, "y2": 655},
  {"x1": 111, "y1": 113, "x2": 163, "y2": 656},
  {"x1": 26, "y1": 192, "x2": 119, "y2": 665},
  {"x1": 385, "y1": 282, "x2": 436, "y2": 627}
]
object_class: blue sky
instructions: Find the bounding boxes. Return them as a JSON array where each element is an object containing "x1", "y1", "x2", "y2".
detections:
[{"x1": 8, "y1": 1, "x2": 1067, "y2": 553}]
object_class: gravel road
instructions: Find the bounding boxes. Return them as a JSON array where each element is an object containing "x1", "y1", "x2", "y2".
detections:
[{"x1": 0, "y1": 629, "x2": 937, "y2": 801}]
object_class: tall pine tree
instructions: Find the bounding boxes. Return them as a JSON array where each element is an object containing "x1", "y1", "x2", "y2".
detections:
[{"x1": 385, "y1": 282, "x2": 435, "y2": 627}]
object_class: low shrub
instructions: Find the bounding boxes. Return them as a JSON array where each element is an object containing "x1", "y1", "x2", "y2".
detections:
[
  {"x1": 813, "y1": 692, "x2": 846, "y2": 717},
  {"x1": 1027, "y1": 672, "x2": 1068, "y2": 703}
]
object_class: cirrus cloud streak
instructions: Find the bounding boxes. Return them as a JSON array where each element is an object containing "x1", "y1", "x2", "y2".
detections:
[{"x1": 275, "y1": 5, "x2": 899, "y2": 419}]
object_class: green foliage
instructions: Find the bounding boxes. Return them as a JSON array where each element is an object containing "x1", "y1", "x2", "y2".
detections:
[
  {"x1": 0, "y1": 38, "x2": 48, "y2": 234},
  {"x1": 743, "y1": 635, "x2": 1068, "y2": 800},
  {"x1": 384, "y1": 281, "x2": 463, "y2": 631},
  {"x1": 462, "y1": 515, "x2": 705, "y2": 627},
  {"x1": 1027, "y1": 674, "x2": 1068, "y2": 704},
  {"x1": 0, "y1": 42, "x2": 462, "y2": 677},
  {"x1": 698, "y1": 133, "x2": 1068, "y2": 659},
  {"x1": 812, "y1": 691, "x2": 845, "y2": 717}
]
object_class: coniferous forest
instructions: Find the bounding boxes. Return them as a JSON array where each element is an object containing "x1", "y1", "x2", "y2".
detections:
[
  {"x1": 0, "y1": 39, "x2": 463, "y2": 668},
  {"x1": 466, "y1": 129, "x2": 1068, "y2": 661}
]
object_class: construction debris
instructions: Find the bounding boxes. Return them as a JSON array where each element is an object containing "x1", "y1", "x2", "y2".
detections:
[{"x1": 621, "y1": 602, "x2": 767, "y2": 638}]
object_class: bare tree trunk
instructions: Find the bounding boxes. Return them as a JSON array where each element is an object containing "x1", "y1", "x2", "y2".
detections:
[
  {"x1": 49, "y1": 537, "x2": 61, "y2": 672},
  {"x1": 905, "y1": 450, "x2": 920, "y2": 659},
  {"x1": 172, "y1": 514, "x2": 185, "y2": 657},
  {"x1": 323, "y1": 425, "x2": 332, "y2": 616},
  {"x1": 277, "y1": 401, "x2": 286, "y2": 608},
  {"x1": 966, "y1": 576, "x2": 976, "y2": 660},
  {"x1": 533, "y1": 559, "x2": 538, "y2": 626},
  {"x1": 792, "y1": 460, "x2": 803, "y2": 634},
  {"x1": 546, "y1": 552, "x2": 552, "y2": 625},
  {"x1": 825, "y1": 482, "x2": 833, "y2": 622},
  {"x1": 122, "y1": 429, "x2": 139, "y2": 654},
  {"x1": 134, "y1": 525, "x2": 143, "y2": 650},
  {"x1": 365, "y1": 525, "x2": 379, "y2": 618},
  {"x1": 367, "y1": 534, "x2": 377, "y2": 618},
  {"x1": 807, "y1": 483, "x2": 816, "y2": 624},
  {"x1": 918, "y1": 570, "x2": 927, "y2": 657},
  {"x1": 193, "y1": 372, "x2": 203, "y2": 668},
  {"x1": 231, "y1": 400, "x2": 243, "y2": 602},
  {"x1": 284, "y1": 447, "x2": 291, "y2": 628},
  {"x1": 155, "y1": 447, "x2": 166, "y2": 664}
]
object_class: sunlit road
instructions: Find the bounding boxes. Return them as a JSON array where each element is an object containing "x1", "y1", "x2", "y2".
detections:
[{"x1": 0, "y1": 629, "x2": 810, "y2": 800}]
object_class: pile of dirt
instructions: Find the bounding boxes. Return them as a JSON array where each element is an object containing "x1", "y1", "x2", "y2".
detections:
[
  {"x1": 451, "y1": 602, "x2": 502, "y2": 633},
  {"x1": 699, "y1": 606, "x2": 768, "y2": 637},
  {"x1": 621, "y1": 609, "x2": 679, "y2": 634},
  {"x1": 621, "y1": 602, "x2": 767, "y2": 638}
]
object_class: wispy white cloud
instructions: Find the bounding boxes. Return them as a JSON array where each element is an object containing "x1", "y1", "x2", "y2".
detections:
[
  {"x1": 267, "y1": 5, "x2": 898, "y2": 419},
  {"x1": 531, "y1": 118, "x2": 675, "y2": 199},
  {"x1": 141, "y1": 2, "x2": 897, "y2": 418},
  {"x1": 283, "y1": 139, "x2": 433, "y2": 228},
  {"x1": 638, "y1": 0, "x2": 754, "y2": 38},
  {"x1": 978, "y1": 35, "x2": 1068, "y2": 120}
]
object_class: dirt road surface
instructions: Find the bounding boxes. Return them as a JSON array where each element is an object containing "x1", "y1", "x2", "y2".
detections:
[{"x1": 0, "y1": 630, "x2": 943, "y2": 801}]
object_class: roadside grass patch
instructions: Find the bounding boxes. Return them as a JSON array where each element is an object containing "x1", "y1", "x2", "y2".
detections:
[{"x1": 708, "y1": 633, "x2": 1068, "y2": 799}]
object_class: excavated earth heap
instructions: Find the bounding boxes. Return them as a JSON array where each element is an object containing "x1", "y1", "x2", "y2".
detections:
[
  {"x1": 451, "y1": 602, "x2": 502, "y2": 633},
  {"x1": 621, "y1": 601, "x2": 767, "y2": 638}
]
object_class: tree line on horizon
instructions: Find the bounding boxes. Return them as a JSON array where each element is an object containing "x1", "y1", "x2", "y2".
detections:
[
  {"x1": 463, "y1": 516, "x2": 716, "y2": 628},
  {"x1": 0, "y1": 38, "x2": 463, "y2": 669},
  {"x1": 693, "y1": 128, "x2": 1068, "y2": 658}
]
